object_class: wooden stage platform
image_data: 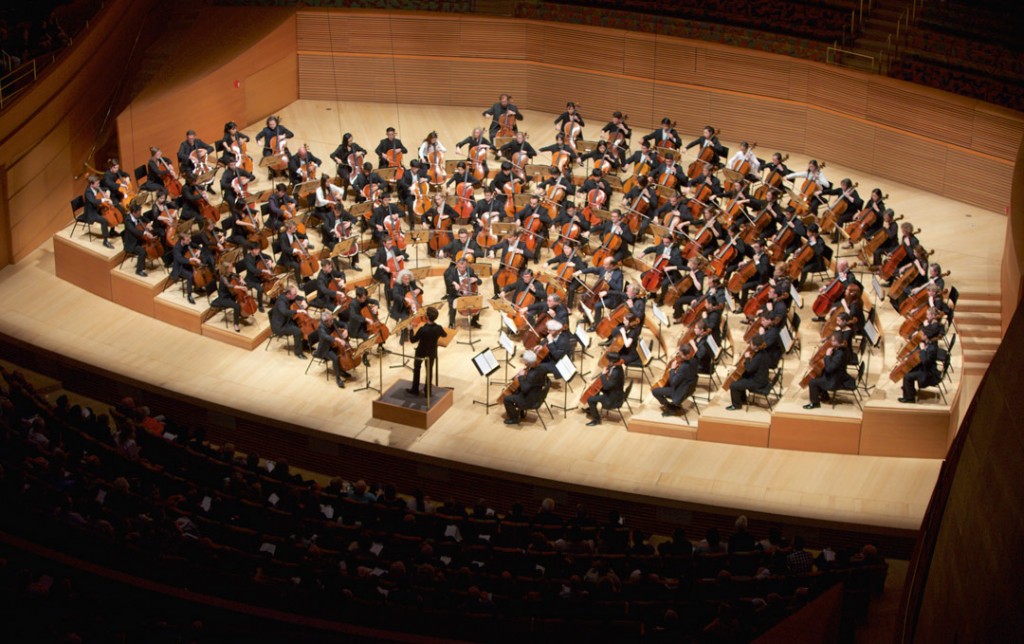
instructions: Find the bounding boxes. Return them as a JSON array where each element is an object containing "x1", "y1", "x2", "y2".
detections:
[{"x1": 5, "y1": 101, "x2": 1009, "y2": 532}]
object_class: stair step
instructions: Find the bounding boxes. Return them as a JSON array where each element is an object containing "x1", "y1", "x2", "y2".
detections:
[
  {"x1": 965, "y1": 366, "x2": 990, "y2": 377},
  {"x1": 961, "y1": 337, "x2": 1001, "y2": 350},
  {"x1": 964, "y1": 350, "x2": 997, "y2": 364},
  {"x1": 957, "y1": 291, "x2": 1001, "y2": 301},
  {"x1": 955, "y1": 312, "x2": 1002, "y2": 325},
  {"x1": 956, "y1": 301, "x2": 1001, "y2": 314},
  {"x1": 955, "y1": 325, "x2": 1002, "y2": 339}
]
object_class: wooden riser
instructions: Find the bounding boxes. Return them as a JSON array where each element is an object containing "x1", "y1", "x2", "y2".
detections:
[
  {"x1": 954, "y1": 302, "x2": 1001, "y2": 314},
  {"x1": 110, "y1": 266, "x2": 170, "y2": 317},
  {"x1": 52, "y1": 229, "x2": 121, "y2": 300},
  {"x1": 956, "y1": 325, "x2": 1003, "y2": 339},
  {"x1": 154, "y1": 290, "x2": 214, "y2": 334},
  {"x1": 627, "y1": 408, "x2": 698, "y2": 439},
  {"x1": 201, "y1": 317, "x2": 272, "y2": 350}
]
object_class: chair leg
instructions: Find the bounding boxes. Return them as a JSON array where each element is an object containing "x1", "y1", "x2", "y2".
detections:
[{"x1": 304, "y1": 354, "x2": 315, "y2": 375}]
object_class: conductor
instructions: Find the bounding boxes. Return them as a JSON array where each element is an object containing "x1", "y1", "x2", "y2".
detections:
[{"x1": 407, "y1": 307, "x2": 446, "y2": 397}]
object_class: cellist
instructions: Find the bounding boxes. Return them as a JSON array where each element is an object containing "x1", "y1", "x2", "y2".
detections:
[
  {"x1": 241, "y1": 243, "x2": 274, "y2": 312},
  {"x1": 439, "y1": 227, "x2": 483, "y2": 263},
  {"x1": 351, "y1": 162, "x2": 387, "y2": 204},
  {"x1": 268, "y1": 285, "x2": 307, "y2": 359},
  {"x1": 591, "y1": 209, "x2": 635, "y2": 264},
  {"x1": 639, "y1": 235, "x2": 685, "y2": 305},
  {"x1": 736, "y1": 240, "x2": 772, "y2": 308},
  {"x1": 309, "y1": 261, "x2": 347, "y2": 310},
  {"x1": 500, "y1": 266, "x2": 547, "y2": 308},
  {"x1": 444, "y1": 256, "x2": 482, "y2": 328},
  {"x1": 803, "y1": 332, "x2": 855, "y2": 409},
  {"x1": 101, "y1": 158, "x2": 132, "y2": 213},
  {"x1": 391, "y1": 269, "x2": 423, "y2": 343},
  {"x1": 795, "y1": 223, "x2": 827, "y2": 289},
  {"x1": 329, "y1": 133, "x2": 366, "y2": 186},
  {"x1": 266, "y1": 183, "x2": 298, "y2": 231},
  {"x1": 287, "y1": 144, "x2": 322, "y2": 185},
  {"x1": 545, "y1": 239, "x2": 588, "y2": 307},
  {"x1": 218, "y1": 121, "x2": 251, "y2": 168},
  {"x1": 483, "y1": 93, "x2": 523, "y2": 141},
  {"x1": 670, "y1": 257, "x2": 707, "y2": 323},
  {"x1": 622, "y1": 175, "x2": 656, "y2": 237},
  {"x1": 725, "y1": 334, "x2": 770, "y2": 411},
  {"x1": 600, "y1": 111, "x2": 632, "y2": 151},
  {"x1": 210, "y1": 270, "x2": 244, "y2": 334},
  {"x1": 811, "y1": 258, "x2": 861, "y2": 322},
  {"x1": 275, "y1": 219, "x2": 306, "y2": 284},
  {"x1": 652, "y1": 345, "x2": 699, "y2": 417},
  {"x1": 372, "y1": 235, "x2": 409, "y2": 301},
  {"x1": 821, "y1": 179, "x2": 864, "y2": 241},
  {"x1": 684, "y1": 125, "x2": 726, "y2": 167},
  {"x1": 255, "y1": 116, "x2": 293, "y2": 179},
  {"x1": 454, "y1": 127, "x2": 492, "y2": 183},
  {"x1": 584, "y1": 350, "x2": 626, "y2": 427},
  {"x1": 219, "y1": 154, "x2": 255, "y2": 205},
  {"x1": 142, "y1": 146, "x2": 178, "y2": 194},
  {"x1": 373, "y1": 126, "x2": 408, "y2": 170},
  {"x1": 489, "y1": 230, "x2": 531, "y2": 295},
  {"x1": 643, "y1": 117, "x2": 683, "y2": 150},
  {"x1": 539, "y1": 133, "x2": 580, "y2": 167},
  {"x1": 784, "y1": 159, "x2": 831, "y2": 215},
  {"x1": 576, "y1": 256, "x2": 624, "y2": 330},
  {"x1": 514, "y1": 194, "x2": 551, "y2": 262},
  {"x1": 898, "y1": 336, "x2": 941, "y2": 404},
  {"x1": 315, "y1": 311, "x2": 354, "y2": 388},
  {"x1": 651, "y1": 152, "x2": 686, "y2": 189},
  {"x1": 122, "y1": 203, "x2": 149, "y2": 277},
  {"x1": 170, "y1": 232, "x2": 200, "y2": 304},
  {"x1": 370, "y1": 192, "x2": 402, "y2": 244},
  {"x1": 473, "y1": 186, "x2": 504, "y2": 227},
  {"x1": 502, "y1": 349, "x2": 547, "y2": 426},
  {"x1": 524, "y1": 293, "x2": 570, "y2": 328},
  {"x1": 725, "y1": 142, "x2": 761, "y2": 184},
  {"x1": 80, "y1": 174, "x2": 117, "y2": 248},
  {"x1": 499, "y1": 131, "x2": 537, "y2": 172},
  {"x1": 176, "y1": 130, "x2": 215, "y2": 179}
]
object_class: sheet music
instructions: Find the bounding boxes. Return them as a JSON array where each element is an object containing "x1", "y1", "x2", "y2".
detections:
[
  {"x1": 498, "y1": 331, "x2": 516, "y2": 356},
  {"x1": 864, "y1": 320, "x2": 881, "y2": 347},
  {"x1": 574, "y1": 323, "x2": 591, "y2": 349},
  {"x1": 650, "y1": 300, "x2": 669, "y2": 326},
  {"x1": 638, "y1": 338, "x2": 652, "y2": 363},
  {"x1": 472, "y1": 349, "x2": 500, "y2": 377},
  {"x1": 707, "y1": 335, "x2": 721, "y2": 359},
  {"x1": 780, "y1": 326, "x2": 794, "y2": 353},
  {"x1": 723, "y1": 290, "x2": 736, "y2": 312},
  {"x1": 555, "y1": 355, "x2": 577, "y2": 382},
  {"x1": 580, "y1": 302, "x2": 594, "y2": 322},
  {"x1": 501, "y1": 313, "x2": 518, "y2": 335},
  {"x1": 872, "y1": 273, "x2": 884, "y2": 301},
  {"x1": 790, "y1": 283, "x2": 804, "y2": 309}
]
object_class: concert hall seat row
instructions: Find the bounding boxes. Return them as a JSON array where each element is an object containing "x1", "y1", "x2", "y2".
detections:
[
  {"x1": 889, "y1": 55, "x2": 1024, "y2": 113},
  {"x1": 1, "y1": 367, "x2": 885, "y2": 638}
]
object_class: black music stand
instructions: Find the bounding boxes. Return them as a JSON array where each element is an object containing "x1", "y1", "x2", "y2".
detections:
[
  {"x1": 472, "y1": 349, "x2": 501, "y2": 414},
  {"x1": 353, "y1": 335, "x2": 382, "y2": 394},
  {"x1": 549, "y1": 355, "x2": 579, "y2": 418}
]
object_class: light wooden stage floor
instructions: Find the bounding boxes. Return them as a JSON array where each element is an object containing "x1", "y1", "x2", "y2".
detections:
[{"x1": 6, "y1": 101, "x2": 1009, "y2": 531}]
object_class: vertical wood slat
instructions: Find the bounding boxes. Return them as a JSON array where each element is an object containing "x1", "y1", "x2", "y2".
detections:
[{"x1": 866, "y1": 82, "x2": 974, "y2": 148}]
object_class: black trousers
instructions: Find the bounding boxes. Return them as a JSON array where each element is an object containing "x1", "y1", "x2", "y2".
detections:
[
  {"x1": 730, "y1": 378, "x2": 761, "y2": 407},
  {"x1": 273, "y1": 321, "x2": 304, "y2": 356},
  {"x1": 412, "y1": 355, "x2": 436, "y2": 393},
  {"x1": 211, "y1": 295, "x2": 240, "y2": 325}
]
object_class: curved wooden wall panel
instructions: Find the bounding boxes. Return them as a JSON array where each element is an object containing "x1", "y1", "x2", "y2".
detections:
[{"x1": 295, "y1": 11, "x2": 1023, "y2": 214}]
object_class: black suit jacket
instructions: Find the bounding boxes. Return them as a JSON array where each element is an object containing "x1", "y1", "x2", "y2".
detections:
[
  {"x1": 599, "y1": 364, "x2": 626, "y2": 406},
  {"x1": 743, "y1": 350, "x2": 772, "y2": 390},
  {"x1": 517, "y1": 366, "x2": 548, "y2": 406},
  {"x1": 410, "y1": 322, "x2": 446, "y2": 359}
]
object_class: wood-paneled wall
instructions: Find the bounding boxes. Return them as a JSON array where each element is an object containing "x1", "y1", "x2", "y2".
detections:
[
  {"x1": 0, "y1": 0, "x2": 159, "y2": 265},
  {"x1": 116, "y1": 15, "x2": 298, "y2": 181},
  {"x1": 295, "y1": 11, "x2": 1023, "y2": 214}
]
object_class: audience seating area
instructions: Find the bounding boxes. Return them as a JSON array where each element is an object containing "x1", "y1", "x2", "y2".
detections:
[{"x1": 0, "y1": 366, "x2": 888, "y2": 640}]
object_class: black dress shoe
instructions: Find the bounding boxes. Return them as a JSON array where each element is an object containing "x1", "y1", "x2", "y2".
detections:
[
  {"x1": 336, "y1": 380, "x2": 346, "y2": 389},
  {"x1": 295, "y1": 353, "x2": 307, "y2": 360},
  {"x1": 803, "y1": 403, "x2": 820, "y2": 410},
  {"x1": 586, "y1": 419, "x2": 601, "y2": 426},
  {"x1": 187, "y1": 296, "x2": 196, "y2": 305},
  {"x1": 405, "y1": 388, "x2": 420, "y2": 396},
  {"x1": 363, "y1": 355, "x2": 371, "y2": 367},
  {"x1": 258, "y1": 306, "x2": 265, "y2": 313},
  {"x1": 725, "y1": 405, "x2": 740, "y2": 411},
  {"x1": 812, "y1": 316, "x2": 825, "y2": 322},
  {"x1": 136, "y1": 270, "x2": 148, "y2": 277},
  {"x1": 102, "y1": 240, "x2": 115, "y2": 249},
  {"x1": 504, "y1": 417, "x2": 520, "y2": 425},
  {"x1": 471, "y1": 320, "x2": 482, "y2": 329},
  {"x1": 340, "y1": 370, "x2": 352, "y2": 379},
  {"x1": 898, "y1": 397, "x2": 914, "y2": 404}
]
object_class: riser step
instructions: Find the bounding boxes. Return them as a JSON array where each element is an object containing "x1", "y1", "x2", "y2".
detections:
[{"x1": 955, "y1": 303, "x2": 1002, "y2": 314}]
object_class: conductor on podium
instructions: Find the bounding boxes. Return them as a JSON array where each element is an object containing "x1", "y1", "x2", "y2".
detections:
[{"x1": 407, "y1": 307, "x2": 446, "y2": 397}]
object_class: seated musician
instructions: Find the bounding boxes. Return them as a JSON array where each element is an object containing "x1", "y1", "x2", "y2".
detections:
[
  {"x1": 80, "y1": 174, "x2": 117, "y2": 248},
  {"x1": 417, "y1": 131, "x2": 447, "y2": 164},
  {"x1": 503, "y1": 349, "x2": 547, "y2": 426},
  {"x1": 444, "y1": 257, "x2": 482, "y2": 328},
  {"x1": 346, "y1": 287, "x2": 381, "y2": 347},
  {"x1": 540, "y1": 164, "x2": 577, "y2": 203},
  {"x1": 373, "y1": 196, "x2": 405, "y2": 247},
  {"x1": 756, "y1": 313, "x2": 786, "y2": 367},
  {"x1": 210, "y1": 270, "x2": 244, "y2": 333},
  {"x1": 726, "y1": 141, "x2": 761, "y2": 183},
  {"x1": 554, "y1": 100, "x2": 584, "y2": 133},
  {"x1": 501, "y1": 267, "x2": 548, "y2": 308},
  {"x1": 584, "y1": 351, "x2": 626, "y2": 427},
  {"x1": 421, "y1": 193, "x2": 459, "y2": 243},
  {"x1": 623, "y1": 141, "x2": 657, "y2": 175},
  {"x1": 576, "y1": 257, "x2": 624, "y2": 330},
  {"x1": 761, "y1": 152, "x2": 790, "y2": 182},
  {"x1": 671, "y1": 257, "x2": 707, "y2": 323},
  {"x1": 440, "y1": 228, "x2": 482, "y2": 263},
  {"x1": 445, "y1": 161, "x2": 472, "y2": 190},
  {"x1": 179, "y1": 174, "x2": 206, "y2": 222},
  {"x1": 539, "y1": 133, "x2": 579, "y2": 165},
  {"x1": 455, "y1": 127, "x2": 492, "y2": 174},
  {"x1": 351, "y1": 161, "x2": 386, "y2": 204},
  {"x1": 241, "y1": 243, "x2": 273, "y2": 312},
  {"x1": 621, "y1": 283, "x2": 647, "y2": 325},
  {"x1": 899, "y1": 336, "x2": 942, "y2": 404},
  {"x1": 622, "y1": 175, "x2": 657, "y2": 238},
  {"x1": 142, "y1": 147, "x2": 176, "y2": 194},
  {"x1": 515, "y1": 194, "x2": 551, "y2": 259},
  {"x1": 737, "y1": 241, "x2": 772, "y2": 308},
  {"x1": 581, "y1": 168, "x2": 612, "y2": 202},
  {"x1": 641, "y1": 235, "x2": 685, "y2": 305},
  {"x1": 690, "y1": 163, "x2": 724, "y2": 200},
  {"x1": 329, "y1": 133, "x2": 366, "y2": 186},
  {"x1": 170, "y1": 232, "x2": 203, "y2": 304},
  {"x1": 122, "y1": 203, "x2": 148, "y2": 277},
  {"x1": 391, "y1": 269, "x2": 422, "y2": 343},
  {"x1": 101, "y1": 159, "x2": 131, "y2": 214},
  {"x1": 255, "y1": 115, "x2": 294, "y2": 157},
  {"x1": 725, "y1": 335, "x2": 771, "y2": 411},
  {"x1": 551, "y1": 201, "x2": 590, "y2": 238},
  {"x1": 654, "y1": 191, "x2": 693, "y2": 235},
  {"x1": 373, "y1": 126, "x2": 408, "y2": 169},
  {"x1": 702, "y1": 278, "x2": 728, "y2": 342},
  {"x1": 269, "y1": 285, "x2": 308, "y2": 359},
  {"x1": 812, "y1": 258, "x2": 860, "y2": 321},
  {"x1": 407, "y1": 307, "x2": 446, "y2": 397},
  {"x1": 315, "y1": 311, "x2": 353, "y2": 388},
  {"x1": 857, "y1": 187, "x2": 887, "y2": 242},
  {"x1": 372, "y1": 235, "x2": 408, "y2": 297},
  {"x1": 474, "y1": 186, "x2": 504, "y2": 227},
  {"x1": 684, "y1": 125, "x2": 726, "y2": 166},
  {"x1": 288, "y1": 145, "x2": 322, "y2": 185},
  {"x1": 542, "y1": 320, "x2": 575, "y2": 377},
  {"x1": 652, "y1": 345, "x2": 699, "y2": 417},
  {"x1": 176, "y1": 130, "x2": 214, "y2": 179},
  {"x1": 784, "y1": 159, "x2": 831, "y2": 215},
  {"x1": 804, "y1": 332, "x2": 855, "y2": 409},
  {"x1": 498, "y1": 131, "x2": 537, "y2": 166},
  {"x1": 746, "y1": 188, "x2": 784, "y2": 237},
  {"x1": 592, "y1": 209, "x2": 635, "y2": 264},
  {"x1": 720, "y1": 223, "x2": 750, "y2": 273},
  {"x1": 218, "y1": 121, "x2": 250, "y2": 166},
  {"x1": 691, "y1": 319, "x2": 716, "y2": 375},
  {"x1": 613, "y1": 314, "x2": 645, "y2": 367},
  {"x1": 545, "y1": 239, "x2": 587, "y2": 307},
  {"x1": 525, "y1": 293, "x2": 570, "y2": 329},
  {"x1": 489, "y1": 231, "x2": 532, "y2": 295},
  {"x1": 651, "y1": 152, "x2": 686, "y2": 189},
  {"x1": 320, "y1": 200, "x2": 359, "y2": 272},
  {"x1": 868, "y1": 209, "x2": 899, "y2": 267},
  {"x1": 276, "y1": 219, "x2": 308, "y2": 284},
  {"x1": 832, "y1": 312, "x2": 856, "y2": 346},
  {"x1": 821, "y1": 178, "x2": 864, "y2": 241},
  {"x1": 601, "y1": 111, "x2": 632, "y2": 148},
  {"x1": 643, "y1": 117, "x2": 683, "y2": 150},
  {"x1": 796, "y1": 223, "x2": 827, "y2": 289},
  {"x1": 894, "y1": 261, "x2": 946, "y2": 311},
  {"x1": 483, "y1": 93, "x2": 523, "y2": 141},
  {"x1": 221, "y1": 198, "x2": 252, "y2": 247},
  {"x1": 310, "y1": 261, "x2": 346, "y2": 311},
  {"x1": 219, "y1": 154, "x2": 255, "y2": 205},
  {"x1": 918, "y1": 307, "x2": 946, "y2": 341}
]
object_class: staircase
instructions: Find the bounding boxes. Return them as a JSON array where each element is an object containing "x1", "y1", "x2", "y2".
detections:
[
  {"x1": 954, "y1": 292, "x2": 1003, "y2": 378},
  {"x1": 841, "y1": 0, "x2": 914, "y2": 73}
]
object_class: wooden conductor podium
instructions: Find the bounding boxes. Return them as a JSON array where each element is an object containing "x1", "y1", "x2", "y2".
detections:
[{"x1": 372, "y1": 378, "x2": 454, "y2": 430}]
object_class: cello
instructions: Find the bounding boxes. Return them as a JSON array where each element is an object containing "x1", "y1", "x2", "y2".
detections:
[
  {"x1": 292, "y1": 239, "x2": 317, "y2": 279},
  {"x1": 157, "y1": 157, "x2": 182, "y2": 198},
  {"x1": 845, "y1": 194, "x2": 888, "y2": 243},
  {"x1": 681, "y1": 219, "x2": 716, "y2": 261},
  {"x1": 97, "y1": 189, "x2": 124, "y2": 228},
  {"x1": 384, "y1": 148, "x2": 405, "y2": 182},
  {"x1": 581, "y1": 187, "x2": 607, "y2": 228},
  {"x1": 361, "y1": 302, "x2": 390, "y2": 345},
  {"x1": 687, "y1": 128, "x2": 720, "y2": 180},
  {"x1": 706, "y1": 237, "x2": 738, "y2": 278},
  {"x1": 788, "y1": 161, "x2": 826, "y2": 216},
  {"x1": 331, "y1": 330, "x2": 360, "y2": 372},
  {"x1": 552, "y1": 211, "x2": 582, "y2": 258},
  {"x1": 290, "y1": 300, "x2": 318, "y2": 341},
  {"x1": 721, "y1": 340, "x2": 764, "y2": 392},
  {"x1": 497, "y1": 99, "x2": 518, "y2": 138},
  {"x1": 469, "y1": 143, "x2": 490, "y2": 181},
  {"x1": 819, "y1": 181, "x2": 859, "y2": 235},
  {"x1": 494, "y1": 242, "x2": 526, "y2": 290},
  {"x1": 753, "y1": 153, "x2": 789, "y2": 200},
  {"x1": 428, "y1": 201, "x2": 453, "y2": 256},
  {"x1": 859, "y1": 216, "x2": 906, "y2": 265},
  {"x1": 228, "y1": 274, "x2": 259, "y2": 319},
  {"x1": 727, "y1": 258, "x2": 758, "y2": 294},
  {"x1": 187, "y1": 247, "x2": 214, "y2": 292},
  {"x1": 454, "y1": 182, "x2": 476, "y2": 223},
  {"x1": 475, "y1": 214, "x2": 499, "y2": 254},
  {"x1": 521, "y1": 208, "x2": 546, "y2": 257},
  {"x1": 383, "y1": 215, "x2": 407, "y2": 252},
  {"x1": 723, "y1": 142, "x2": 757, "y2": 193},
  {"x1": 889, "y1": 345, "x2": 922, "y2": 383},
  {"x1": 590, "y1": 226, "x2": 623, "y2": 268},
  {"x1": 640, "y1": 249, "x2": 673, "y2": 293},
  {"x1": 580, "y1": 356, "x2": 625, "y2": 405},
  {"x1": 427, "y1": 148, "x2": 447, "y2": 185},
  {"x1": 899, "y1": 277, "x2": 949, "y2": 316},
  {"x1": 811, "y1": 263, "x2": 857, "y2": 317}
]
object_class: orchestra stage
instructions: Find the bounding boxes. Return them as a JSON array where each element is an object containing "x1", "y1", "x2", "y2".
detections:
[{"x1": 1, "y1": 101, "x2": 1007, "y2": 533}]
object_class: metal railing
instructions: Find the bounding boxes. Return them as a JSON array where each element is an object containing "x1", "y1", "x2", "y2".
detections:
[
  {"x1": 0, "y1": 59, "x2": 40, "y2": 111},
  {"x1": 827, "y1": 45, "x2": 883, "y2": 73}
]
